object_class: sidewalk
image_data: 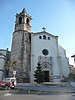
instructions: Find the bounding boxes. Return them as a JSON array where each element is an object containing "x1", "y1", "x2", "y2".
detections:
[{"x1": 15, "y1": 82, "x2": 75, "y2": 94}]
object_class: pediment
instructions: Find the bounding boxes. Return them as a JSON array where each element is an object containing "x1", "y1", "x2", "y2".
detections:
[{"x1": 32, "y1": 31, "x2": 58, "y2": 39}]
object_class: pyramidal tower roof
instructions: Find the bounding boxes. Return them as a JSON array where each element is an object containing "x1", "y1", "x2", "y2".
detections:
[
  {"x1": 21, "y1": 8, "x2": 28, "y2": 15},
  {"x1": 16, "y1": 8, "x2": 32, "y2": 18}
]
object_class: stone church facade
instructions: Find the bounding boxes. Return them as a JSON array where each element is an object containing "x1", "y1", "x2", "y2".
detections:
[{"x1": 10, "y1": 8, "x2": 69, "y2": 83}]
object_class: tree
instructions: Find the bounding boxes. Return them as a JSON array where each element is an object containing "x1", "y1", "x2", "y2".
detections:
[
  {"x1": 5, "y1": 60, "x2": 19, "y2": 77},
  {"x1": 68, "y1": 73, "x2": 75, "y2": 81},
  {"x1": 5, "y1": 61, "x2": 11, "y2": 69},
  {"x1": 12, "y1": 60, "x2": 18, "y2": 70},
  {"x1": 4, "y1": 61, "x2": 12, "y2": 77},
  {"x1": 34, "y1": 63, "x2": 44, "y2": 84}
]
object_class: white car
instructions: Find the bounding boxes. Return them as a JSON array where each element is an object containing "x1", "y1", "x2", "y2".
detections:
[{"x1": 1, "y1": 77, "x2": 17, "y2": 89}]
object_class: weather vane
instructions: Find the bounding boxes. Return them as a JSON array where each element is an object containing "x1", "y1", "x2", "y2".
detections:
[{"x1": 42, "y1": 27, "x2": 46, "y2": 32}]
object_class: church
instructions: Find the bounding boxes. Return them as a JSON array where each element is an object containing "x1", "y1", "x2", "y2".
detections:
[{"x1": 10, "y1": 8, "x2": 69, "y2": 83}]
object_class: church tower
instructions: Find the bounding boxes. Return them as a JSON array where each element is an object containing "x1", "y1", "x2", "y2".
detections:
[
  {"x1": 10, "y1": 8, "x2": 32, "y2": 82},
  {"x1": 15, "y1": 8, "x2": 32, "y2": 32}
]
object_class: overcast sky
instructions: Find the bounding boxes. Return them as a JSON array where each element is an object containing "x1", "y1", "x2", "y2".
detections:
[{"x1": 0, "y1": 0, "x2": 75, "y2": 65}]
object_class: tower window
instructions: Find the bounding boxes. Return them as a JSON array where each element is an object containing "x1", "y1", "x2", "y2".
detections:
[
  {"x1": 43, "y1": 35, "x2": 46, "y2": 39},
  {"x1": 26, "y1": 18, "x2": 29, "y2": 25},
  {"x1": 39, "y1": 36, "x2": 42, "y2": 39},
  {"x1": 48, "y1": 37, "x2": 50, "y2": 40},
  {"x1": 19, "y1": 17, "x2": 22, "y2": 24}
]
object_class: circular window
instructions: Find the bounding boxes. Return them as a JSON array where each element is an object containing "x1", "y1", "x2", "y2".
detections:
[{"x1": 42, "y1": 49, "x2": 49, "y2": 56}]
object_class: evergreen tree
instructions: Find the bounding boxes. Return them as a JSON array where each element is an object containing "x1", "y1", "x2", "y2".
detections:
[
  {"x1": 68, "y1": 73, "x2": 75, "y2": 81},
  {"x1": 34, "y1": 63, "x2": 44, "y2": 84}
]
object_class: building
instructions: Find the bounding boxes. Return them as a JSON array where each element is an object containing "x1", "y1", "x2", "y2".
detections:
[
  {"x1": 69, "y1": 64, "x2": 75, "y2": 74},
  {"x1": 10, "y1": 8, "x2": 69, "y2": 83},
  {"x1": 71, "y1": 55, "x2": 75, "y2": 67},
  {"x1": 0, "y1": 48, "x2": 10, "y2": 80}
]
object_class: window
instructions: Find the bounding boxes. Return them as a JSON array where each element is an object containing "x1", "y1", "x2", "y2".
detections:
[
  {"x1": 26, "y1": 18, "x2": 29, "y2": 25},
  {"x1": 39, "y1": 36, "x2": 42, "y2": 39},
  {"x1": 19, "y1": 17, "x2": 22, "y2": 24},
  {"x1": 42, "y1": 49, "x2": 49, "y2": 55},
  {"x1": 54, "y1": 75, "x2": 60, "y2": 79},
  {"x1": 43, "y1": 35, "x2": 46, "y2": 39},
  {"x1": 48, "y1": 37, "x2": 50, "y2": 40},
  {"x1": 39, "y1": 35, "x2": 50, "y2": 40}
]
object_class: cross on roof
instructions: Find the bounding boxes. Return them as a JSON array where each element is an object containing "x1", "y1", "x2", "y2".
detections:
[{"x1": 42, "y1": 27, "x2": 46, "y2": 32}]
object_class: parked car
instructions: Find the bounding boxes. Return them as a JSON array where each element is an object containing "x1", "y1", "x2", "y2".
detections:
[
  {"x1": 0, "y1": 77, "x2": 17, "y2": 90},
  {"x1": 0, "y1": 81, "x2": 2, "y2": 87}
]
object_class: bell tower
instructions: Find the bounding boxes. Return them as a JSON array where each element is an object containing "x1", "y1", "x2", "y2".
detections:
[
  {"x1": 15, "y1": 8, "x2": 32, "y2": 32},
  {"x1": 10, "y1": 8, "x2": 32, "y2": 82}
]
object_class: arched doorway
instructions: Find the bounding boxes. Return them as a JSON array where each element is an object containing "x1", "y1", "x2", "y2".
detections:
[
  {"x1": 43, "y1": 71, "x2": 49, "y2": 82},
  {"x1": 41, "y1": 61, "x2": 53, "y2": 82}
]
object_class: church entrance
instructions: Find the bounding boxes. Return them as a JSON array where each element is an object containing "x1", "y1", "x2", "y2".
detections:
[{"x1": 43, "y1": 71, "x2": 49, "y2": 82}]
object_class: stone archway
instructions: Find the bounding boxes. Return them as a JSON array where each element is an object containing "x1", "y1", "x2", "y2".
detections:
[{"x1": 41, "y1": 62, "x2": 53, "y2": 82}]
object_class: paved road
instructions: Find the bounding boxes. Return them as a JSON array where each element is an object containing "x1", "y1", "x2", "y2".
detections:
[
  {"x1": 16, "y1": 84, "x2": 75, "y2": 93},
  {"x1": 0, "y1": 90, "x2": 75, "y2": 100},
  {"x1": 0, "y1": 84, "x2": 75, "y2": 100}
]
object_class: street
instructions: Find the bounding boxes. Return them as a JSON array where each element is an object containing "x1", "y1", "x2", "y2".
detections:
[
  {"x1": 0, "y1": 90, "x2": 75, "y2": 100},
  {"x1": 15, "y1": 83, "x2": 75, "y2": 93}
]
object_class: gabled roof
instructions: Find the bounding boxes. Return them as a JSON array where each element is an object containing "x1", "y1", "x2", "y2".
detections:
[{"x1": 32, "y1": 31, "x2": 58, "y2": 39}]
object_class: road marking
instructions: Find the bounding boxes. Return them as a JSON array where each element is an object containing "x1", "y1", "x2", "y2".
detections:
[{"x1": 4, "y1": 93, "x2": 12, "y2": 96}]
